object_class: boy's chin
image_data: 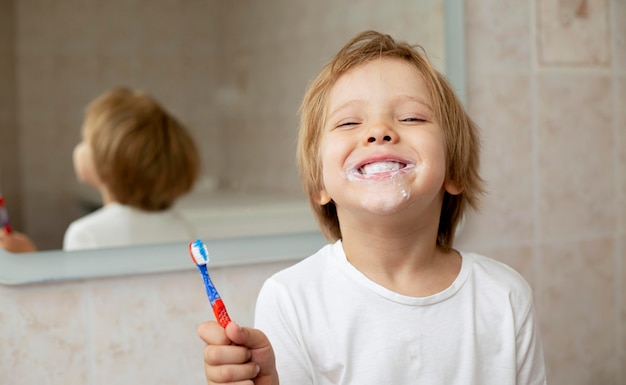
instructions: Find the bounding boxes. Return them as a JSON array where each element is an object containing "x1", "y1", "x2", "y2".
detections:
[{"x1": 357, "y1": 190, "x2": 412, "y2": 216}]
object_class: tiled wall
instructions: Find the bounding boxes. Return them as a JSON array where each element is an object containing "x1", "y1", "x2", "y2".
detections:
[
  {"x1": 0, "y1": 0, "x2": 625, "y2": 384},
  {"x1": 0, "y1": 260, "x2": 294, "y2": 384},
  {"x1": 456, "y1": 0, "x2": 625, "y2": 383}
]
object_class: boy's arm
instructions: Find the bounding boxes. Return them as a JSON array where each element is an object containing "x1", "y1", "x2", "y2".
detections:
[{"x1": 198, "y1": 321, "x2": 279, "y2": 385}]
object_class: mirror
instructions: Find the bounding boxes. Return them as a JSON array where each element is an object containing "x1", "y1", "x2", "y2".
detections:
[{"x1": 0, "y1": 0, "x2": 465, "y2": 284}]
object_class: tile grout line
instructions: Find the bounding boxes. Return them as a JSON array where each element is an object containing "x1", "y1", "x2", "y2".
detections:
[
  {"x1": 609, "y1": 0, "x2": 624, "y2": 382},
  {"x1": 529, "y1": 0, "x2": 542, "y2": 292}
]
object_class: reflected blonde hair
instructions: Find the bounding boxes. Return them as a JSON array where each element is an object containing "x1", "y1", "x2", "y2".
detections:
[
  {"x1": 297, "y1": 31, "x2": 484, "y2": 250},
  {"x1": 82, "y1": 86, "x2": 200, "y2": 211}
]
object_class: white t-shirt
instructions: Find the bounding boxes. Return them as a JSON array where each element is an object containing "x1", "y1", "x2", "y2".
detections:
[
  {"x1": 254, "y1": 240, "x2": 547, "y2": 385},
  {"x1": 63, "y1": 203, "x2": 197, "y2": 251}
]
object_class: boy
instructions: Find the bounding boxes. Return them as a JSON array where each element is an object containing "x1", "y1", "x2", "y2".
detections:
[
  {"x1": 64, "y1": 87, "x2": 200, "y2": 250},
  {"x1": 198, "y1": 31, "x2": 546, "y2": 385}
]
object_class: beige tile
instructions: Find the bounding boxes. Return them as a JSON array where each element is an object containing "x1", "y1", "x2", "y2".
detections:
[
  {"x1": 15, "y1": 1, "x2": 56, "y2": 55},
  {"x1": 612, "y1": 0, "x2": 626, "y2": 70},
  {"x1": 616, "y1": 235, "x2": 626, "y2": 384},
  {"x1": 620, "y1": 103, "x2": 626, "y2": 384},
  {"x1": 466, "y1": 0, "x2": 532, "y2": 71},
  {"x1": 89, "y1": 272, "x2": 208, "y2": 384},
  {"x1": 537, "y1": 73, "x2": 615, "y2": 240},
  {"x1": 88, "y1": 261, "x2": 291, "y2": 384},
  {"x1": 0, "y1": 259, "x2": 294, "y2": 384},
  {"x1": 0, "y1": 283, "x2": 89, "y2": 384},
  {"x1": 473, "y1": 245, "x2": 537, "y2": 288},
  {"x1": 536, "y1": 238, "x2": 618, "y2": 384},
  {"x1": 52, "y1": 2, "x2": 98, "y2": 56},
  {"x1": 94, "y1": 1, "x2": 139, "y2": 55},
  {"x1": 537, "y1": 0, "x2": 611, "y2": 66},
  {"x1": 462, "y1": 72, "x2": 534, "y2": 246},
  {"x1": 620, "y1": 77, "x2": 626, "y2": 237}
]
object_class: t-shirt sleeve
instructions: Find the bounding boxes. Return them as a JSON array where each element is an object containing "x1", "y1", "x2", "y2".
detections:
[
  {"x1": 254, "y1": 277, "x2": 313, "y2": 385},
  {"x1": 514, "y1": 292, "x2": 547, "y2": 384},
  {"x1": 63, "y1": 222, "x2": 97, "y2": 251}
]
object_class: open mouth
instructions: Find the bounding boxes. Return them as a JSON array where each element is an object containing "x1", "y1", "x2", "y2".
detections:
[
  {"x1": 359, "y1": 161, "x2": 406, "y2": 175},
  {"x1": 351, "y1": 160, "x2": 415, "y2": 178}
]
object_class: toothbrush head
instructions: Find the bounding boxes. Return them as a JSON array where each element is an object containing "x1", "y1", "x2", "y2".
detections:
[{"x1": 189, "y1": 239, "x2": 210, "y2": 266}]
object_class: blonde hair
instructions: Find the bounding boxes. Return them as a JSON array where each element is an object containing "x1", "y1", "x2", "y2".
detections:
[
  {"x1": 82, "y1": 86, "x2": 200, "y2": 211},
  {"x1": 297, "y1": 31, "x2": 484, "y2": 250}
]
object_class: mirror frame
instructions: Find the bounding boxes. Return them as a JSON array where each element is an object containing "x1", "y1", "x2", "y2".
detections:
[
  {"x1": 0, "y1": 0, "x2": 465, "y2": 285},
  {"x1": 0, "y1": 232, "x2": 328, "y2": 285}
]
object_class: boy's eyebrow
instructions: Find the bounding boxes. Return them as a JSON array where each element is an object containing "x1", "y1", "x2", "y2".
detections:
[
  {"x1": 400, "y1": 95, "x2": 433, "y2": 111},
  {"x1": 326, "y1": 99, "x2": 366, "y2": 119},
  {"x1": 327, "y1": 95, "x2": 433, "y2": 119}
]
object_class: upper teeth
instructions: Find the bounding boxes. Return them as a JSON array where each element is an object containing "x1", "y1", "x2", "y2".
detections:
[{"x1": 360, "y1": 161, "x2": 403, "y2": 175}]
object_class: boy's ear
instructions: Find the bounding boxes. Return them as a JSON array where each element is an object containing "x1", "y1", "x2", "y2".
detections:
[
  {"x1": 316, "y1": 189, "x2": 332, "y2": 205},
  {"x1": 444, "y1": 178, "x2": 463, "y2": 196}
]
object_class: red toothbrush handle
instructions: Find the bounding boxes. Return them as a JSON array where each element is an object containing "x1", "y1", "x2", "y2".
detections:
[{"x1": 212, "y1": 298, "x2": 231, "y2": 328}]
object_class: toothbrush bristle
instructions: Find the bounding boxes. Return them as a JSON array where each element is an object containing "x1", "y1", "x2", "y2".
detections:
[{"x1": 189, "y1": 239, "x2": 209, "y2": 265}]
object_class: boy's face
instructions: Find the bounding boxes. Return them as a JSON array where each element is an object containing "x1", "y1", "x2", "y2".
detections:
[
  {"x1": 318, "y1": 57, "x2": 459, "y2": 221},
  {"x1": 73, "y1": 135, "x2": 104, "y2": 190}
]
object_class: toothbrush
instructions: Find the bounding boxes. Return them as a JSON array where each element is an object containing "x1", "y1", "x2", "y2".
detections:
[
  {"x1": 0, "y1": 194, "x2": 12, "y2": 234},
  {"x1": 188, "y1": 239, "x2": 232, "y2": 328}
]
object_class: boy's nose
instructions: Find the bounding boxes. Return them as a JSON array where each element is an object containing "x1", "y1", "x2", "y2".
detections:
[
  {"x1": 365, "y1": 124, "x2": 398, "y2": 144},
  {"x1": 367, "y1": 135, "x2": 392, "y2": 143}
]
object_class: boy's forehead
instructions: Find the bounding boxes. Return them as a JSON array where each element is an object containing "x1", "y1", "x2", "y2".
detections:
[{"x1": 326, "y1": 58, "x2": 432, "y2": 108}]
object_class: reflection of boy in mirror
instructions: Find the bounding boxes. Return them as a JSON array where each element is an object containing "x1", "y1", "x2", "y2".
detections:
[
  {"x1": 63, "y1": 86, "x2": 200, "y2": 250},
  {"x1": 196, "y1": 31, "x2": 547, "y2": 384},
  {"x1": 0, "y1": 86, "x2": 200, "y2": 254}
]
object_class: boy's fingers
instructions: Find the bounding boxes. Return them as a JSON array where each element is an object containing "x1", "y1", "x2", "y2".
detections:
[
  {"x1": 197, "y1": 321, "x2": 230, "y2": 345},
  {"x1": 224, "y1": 322, "x2": 277, "y2": 382},
  {"x1": 205, "y1": 362, "x2": 260, "y2": 383},
  {"x1": 199, "y1": 321, "x2": 276, "y2": 384},
  {"x1": 225, "y1": 321, "x2": 271, "y2": 351},
  {"x1": 198, "y1": 321, "x2": 270, "y2": 351},
  {"x1": 204, "y1": 343, "x2": 251, "y2": 365}
]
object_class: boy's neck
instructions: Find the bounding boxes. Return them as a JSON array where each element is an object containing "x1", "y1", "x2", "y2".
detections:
[
  {"x1": 99, "y1": 188, "x2": 116, "y2": 206},
  {"x1": 340, "y1": 226, "x2": 461, "y2": 297}
]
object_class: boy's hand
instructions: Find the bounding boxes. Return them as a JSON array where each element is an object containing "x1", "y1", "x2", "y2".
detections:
[
  {"x1": 0, "y1": 231, "x2": 37, "y2": 253},
  {"x1": 198, "y1": 321, "x2": 278, "y2": 385}
]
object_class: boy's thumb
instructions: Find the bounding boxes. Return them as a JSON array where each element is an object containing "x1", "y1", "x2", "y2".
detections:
[{"x1": 225, "y1": 321, "x2": 270, "y2": 350}]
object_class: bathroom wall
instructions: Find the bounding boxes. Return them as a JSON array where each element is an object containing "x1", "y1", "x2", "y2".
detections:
[
  {"x1": 0, "y1": 260, "x2": 294, "y2": 384},
  {"x1": 456, "y1": 0, "x2": 625, "y2": 383},
  {"x1": 0, "y1": 1, "x2": 624, "y2": 385}
]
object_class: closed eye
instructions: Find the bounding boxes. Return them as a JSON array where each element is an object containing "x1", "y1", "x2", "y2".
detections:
[
  {"x1": 401, "y1": 117, "x2": 427, "y2": 123},
  {"x1": 336, "y1": 121, "x2": 360, "y2": 128}
]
